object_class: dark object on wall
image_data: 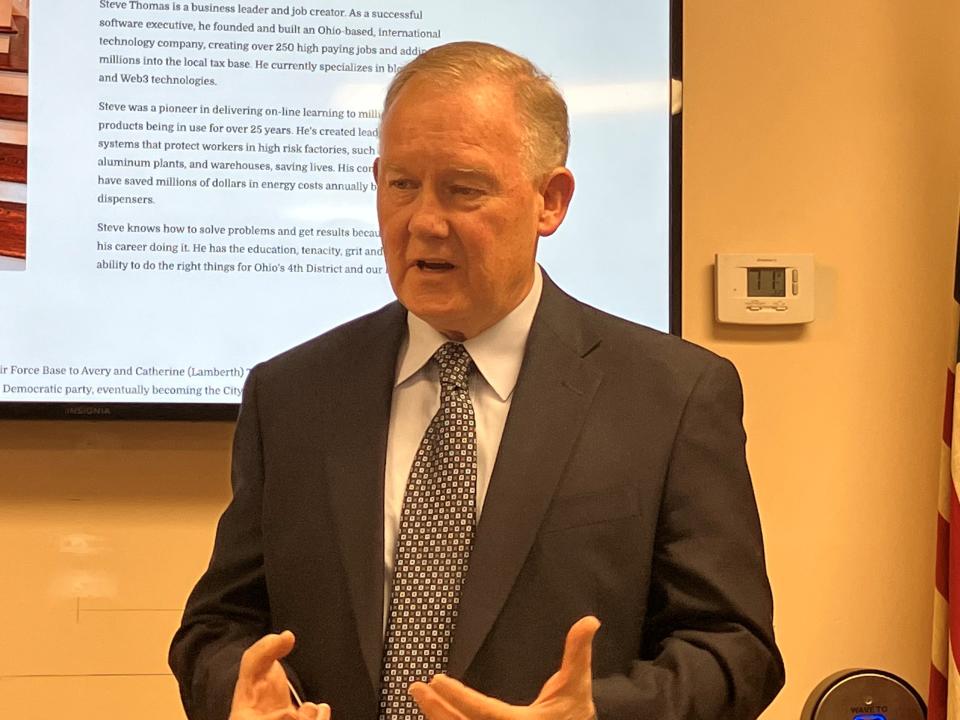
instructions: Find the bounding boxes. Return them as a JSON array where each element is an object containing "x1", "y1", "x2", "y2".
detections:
[{"x1": 802, "y1": 669, "x2": 926, "y2": 720}]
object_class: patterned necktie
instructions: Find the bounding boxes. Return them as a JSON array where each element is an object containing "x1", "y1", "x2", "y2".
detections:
[{"x1": 379, "y1": 342, "x2": 478, "y2": 720}]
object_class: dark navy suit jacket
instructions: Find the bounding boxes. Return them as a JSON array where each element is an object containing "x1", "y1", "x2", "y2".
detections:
[{"x1": 170, "y1": 275, "x2": 784, "y2": 720}]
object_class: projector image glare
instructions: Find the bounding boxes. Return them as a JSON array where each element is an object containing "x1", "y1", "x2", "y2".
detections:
[{"x1": 801, "y1": 669, "x2": 926, "y2": 720}]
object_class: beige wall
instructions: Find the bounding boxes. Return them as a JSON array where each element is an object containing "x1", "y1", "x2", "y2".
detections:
[
  {"x1": 0, "y1": 422, "x2": 232, "y2": 719},
  {"x1": 684, "y1": 0, "x2": 960, "y2": 716},
  {"x1": 2, "y1": 2, "x2": 959, "y2": 718}
]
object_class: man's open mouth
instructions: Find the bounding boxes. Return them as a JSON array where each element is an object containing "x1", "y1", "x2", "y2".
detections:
[{"x1": 416, "y1": 260, "x2": 455, "y2": 271}]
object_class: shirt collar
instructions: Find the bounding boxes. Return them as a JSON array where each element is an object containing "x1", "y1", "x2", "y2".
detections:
[{"x1": 395, "y1": 264, "x2": 543, "y2": 401}]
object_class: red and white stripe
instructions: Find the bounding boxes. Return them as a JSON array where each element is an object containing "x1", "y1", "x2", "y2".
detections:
[{"x1": 930, "y1": 302, "x2": 960, "y2": 720}]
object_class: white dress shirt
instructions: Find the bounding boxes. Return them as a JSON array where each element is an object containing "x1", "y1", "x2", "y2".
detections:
[{"x1": 382, "y1": 265, "x2": 543, "y2": 628}]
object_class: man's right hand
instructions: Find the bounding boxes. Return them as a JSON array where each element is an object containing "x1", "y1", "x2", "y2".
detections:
[{"x1": 229, "y1": 631, "x2": 330, "y2": 720}]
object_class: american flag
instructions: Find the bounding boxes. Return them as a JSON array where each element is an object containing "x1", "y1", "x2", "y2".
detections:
[{"x1": 930, "y1": 216, "x2": 960, "y2": 720}]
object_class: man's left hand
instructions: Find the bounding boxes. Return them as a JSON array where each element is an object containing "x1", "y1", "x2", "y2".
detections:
[{"x1": 410, "y1": 616, "x2": 600, "y2": 720}]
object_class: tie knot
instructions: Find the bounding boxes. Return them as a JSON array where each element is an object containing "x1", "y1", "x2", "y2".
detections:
[{"x1": 434, "y1": 342, "x2": 472, "y2": 391}]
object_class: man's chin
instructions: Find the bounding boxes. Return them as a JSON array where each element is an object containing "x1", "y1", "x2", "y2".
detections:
[
  {"x1": 402, "y1": 298, "x2": 476, "y2": 339},
  {"x1": 411, "y1": 306, "x2": 468, "y2": 333},
  {"x1": 400, "y1": 283, "x2": 460, "y2": 315}
]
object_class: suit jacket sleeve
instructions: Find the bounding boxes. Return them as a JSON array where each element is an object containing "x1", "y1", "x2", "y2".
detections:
[
  {"x1": 168, "y1": 366, "x2": 303, "y2": 720},
  {"x1": 592, "y1": 356, "x2": 784, "y2": 720}
]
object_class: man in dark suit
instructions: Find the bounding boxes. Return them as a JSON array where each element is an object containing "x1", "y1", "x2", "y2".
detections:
[{"x1": 170, "y1": 41, "x2": 784, "y2": 720}]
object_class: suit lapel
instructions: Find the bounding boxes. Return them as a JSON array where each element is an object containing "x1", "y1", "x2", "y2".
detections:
[
  {"x1": 447, "y1": 277, "x2": 603, "y2": 677},
  {"x1": 322, "y1": 302, "x2": 405, "y2": 696}
]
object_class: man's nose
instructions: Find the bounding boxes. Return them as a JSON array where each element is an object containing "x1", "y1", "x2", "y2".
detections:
[{"x1": 407, "y1": 189, "x2": 449, "y2": 239}]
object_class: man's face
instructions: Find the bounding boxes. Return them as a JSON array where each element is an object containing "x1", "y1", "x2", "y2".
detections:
[{"x1": 374, "y1": 77, "x2": 555, "y2": 340}]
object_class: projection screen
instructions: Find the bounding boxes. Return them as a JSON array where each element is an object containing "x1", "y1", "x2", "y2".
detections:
[{"x1": 1, "y1": 0, "x2": 679, "y2": 418}]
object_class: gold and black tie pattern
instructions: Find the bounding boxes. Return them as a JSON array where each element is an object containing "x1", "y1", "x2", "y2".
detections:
[{"x1": 379, "y1": 342, "x2": 477, "y2": 720}]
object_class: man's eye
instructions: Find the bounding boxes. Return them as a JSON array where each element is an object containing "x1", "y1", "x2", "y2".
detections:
[
  {"x1": 450, "y1": 185, "x2": 482, "y2": 198},
  {"x1": 389, "y1": 179, "x2": 416, "y2": 190}
]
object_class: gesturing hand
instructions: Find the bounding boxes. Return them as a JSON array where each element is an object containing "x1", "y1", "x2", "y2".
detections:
[
  {"x1": 410, "y1": 616, "x2": 600, "y2": 720},
  {"x1": 229, "y1": 631, "x2": 331, "y2": 720}
]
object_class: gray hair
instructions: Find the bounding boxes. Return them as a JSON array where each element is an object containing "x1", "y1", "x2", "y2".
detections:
[{"x1": 381, "y1": 41, "x2": 569, "y2": 179}]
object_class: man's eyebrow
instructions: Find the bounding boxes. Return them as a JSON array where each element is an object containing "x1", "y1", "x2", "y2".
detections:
[
  {"x1": 447, "y1": 168, "x2": 498, "y2": 185},
  {"x1": 379, "y1": 162, "x2": 409, "y2": 174},
  {"x1": 378, "y1": 163, "x2": 499, "y2": 187}
]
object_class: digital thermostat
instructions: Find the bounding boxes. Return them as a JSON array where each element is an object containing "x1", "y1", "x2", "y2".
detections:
[{"x1": 715, "y1": 253, "x2": 815, "y2": 325}]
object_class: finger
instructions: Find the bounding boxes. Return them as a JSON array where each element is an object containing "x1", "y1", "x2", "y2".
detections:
[
  {"x1": 315, "y1": 703, "x2": 331, "y2": 720},
  {"x1": 427, "y1": 675, "x2": 511, "y2": 720},
  {"x1": 239, "y1": 631, "x2": 296, "y2": 684},
  {"x1": 297, "y1": 702, "x2": 320, "y2": 720},
  {"x1": 559, "y1": 616, "x2": 601, "y2": 679},
  {"x1": 259, "y1": 709, "x2": 298, "y2": 720},
  {"x1": 410, "y1": 680, "x2": 469, "y2": 720}
]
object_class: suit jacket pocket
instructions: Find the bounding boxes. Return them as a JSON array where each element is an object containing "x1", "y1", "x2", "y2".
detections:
[{"x1": 541, "y1": 483, "x2": 638, "y2": 534}]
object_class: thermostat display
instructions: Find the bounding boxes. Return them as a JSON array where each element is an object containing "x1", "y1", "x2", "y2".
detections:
[
  {"x1": 715, "y1": 253, "x2": 814, "y2": 324},
  {"x1": 747, "y1": 267, "x2": 786, "y2": 297}
]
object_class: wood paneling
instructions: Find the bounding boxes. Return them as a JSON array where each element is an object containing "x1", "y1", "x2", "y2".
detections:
[
  {"x1": 0, "y1": 92, "x2": 27, "y2": 121},
  {"x1": 0, "y1": 198, "x2": 25, "y2": 257},
  {"x1": 0, "y1": 15, "x2": 28, "y2": 73},
  {"x1": 0, "y1": 141, "x2": 25, "y2": 182}
]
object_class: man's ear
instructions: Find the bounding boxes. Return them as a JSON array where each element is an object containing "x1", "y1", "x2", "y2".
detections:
[
  {"x1": 372, "y1": 157, "x2": 380, "y2": 184},
  {"x1": 537, "y1": 167, "x2": 575, "y2": 237}
]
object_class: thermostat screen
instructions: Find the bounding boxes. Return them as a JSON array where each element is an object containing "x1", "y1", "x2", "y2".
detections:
[{"x1": 747, "y1": 267, "x2": 786, "y2": 297}]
